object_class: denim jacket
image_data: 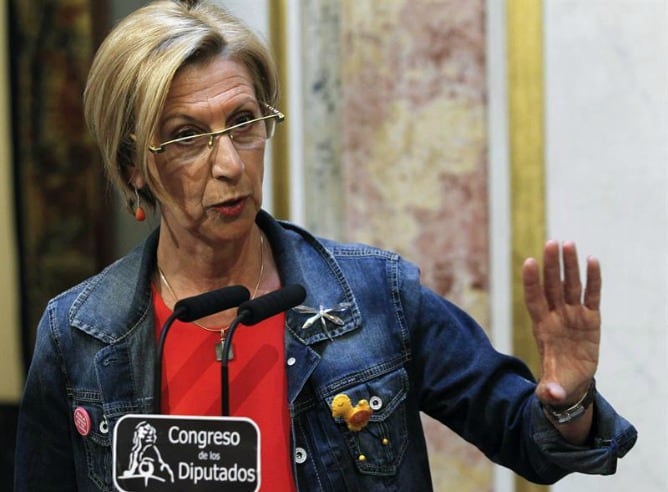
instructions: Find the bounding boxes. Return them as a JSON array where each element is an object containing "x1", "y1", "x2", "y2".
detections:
[{"x1": 15, "y1": 210, "x2": 636, "y2": 491}]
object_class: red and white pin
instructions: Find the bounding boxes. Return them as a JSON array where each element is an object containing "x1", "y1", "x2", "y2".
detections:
[{"x1": 73, "y1": 406, "x2": 92, "y2": 437}]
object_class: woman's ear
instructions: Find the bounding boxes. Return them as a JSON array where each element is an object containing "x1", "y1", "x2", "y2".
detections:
[{"x1": 127, "y1": 165, "x2": 146, "y2": 190}]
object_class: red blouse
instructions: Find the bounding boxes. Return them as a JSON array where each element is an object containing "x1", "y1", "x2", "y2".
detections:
[{"x1": 153, "y1": 284, "x2": 296, "y2": 491}]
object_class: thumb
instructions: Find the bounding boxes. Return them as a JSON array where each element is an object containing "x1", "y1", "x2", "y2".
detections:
[{"x1": 536, "y1": 380, "x2": 567, "y2": 405}]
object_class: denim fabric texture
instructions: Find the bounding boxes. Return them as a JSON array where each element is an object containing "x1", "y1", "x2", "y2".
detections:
[{"x1": 15, "y1": 210, "x2": 637, "y2": 491}]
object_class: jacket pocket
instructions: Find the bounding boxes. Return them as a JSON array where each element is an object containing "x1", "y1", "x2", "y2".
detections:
[
  {"x1": 325, "y1": 367, "x2": 409, "y2": 476},
  {"x1": 71, "y1": 394, "x2": 114, "y2": 491},
  {"x1": 71, "y1": 393, "x2": 148, "y2": 491}
]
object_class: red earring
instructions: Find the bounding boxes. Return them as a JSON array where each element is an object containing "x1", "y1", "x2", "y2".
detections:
[{"x1": 134, "y1": 188, "x2": 146, "y2": 222}]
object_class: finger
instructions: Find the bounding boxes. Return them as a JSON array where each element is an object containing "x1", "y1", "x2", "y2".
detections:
[
  {"x1": 522, "y1": 257, "x2": 548, "y2": 322},
  {"x1": 542, "y1": 240, "x2": 564, "y2": 309},
  {"x1": 584, "y1": 256, "x2": 602, "y2": 311},
  {"x1": 562, "y1": 241, "x2": 583, "y2": 305}
]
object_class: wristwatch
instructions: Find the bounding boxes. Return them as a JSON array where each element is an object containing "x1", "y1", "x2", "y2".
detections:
[{"x1": 543, "y1": 379, "x2": 596, "y2": 424}]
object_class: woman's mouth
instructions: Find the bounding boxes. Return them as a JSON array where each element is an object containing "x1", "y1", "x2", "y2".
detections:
[{"x1": 212, "y1": 197, "x2": 247, "y2": 218}]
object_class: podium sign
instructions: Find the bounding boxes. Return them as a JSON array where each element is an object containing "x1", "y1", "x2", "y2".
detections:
[{"x1": 113, "y1": 415, "x2": 260, "y2": 491}]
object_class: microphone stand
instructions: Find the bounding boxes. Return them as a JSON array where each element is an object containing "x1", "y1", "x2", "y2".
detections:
[
  {"x1": 155, "y1": 311, "x2": 180, "y2": 414},
  {"x1": 152, "y1": 285, "x2": 250, "y2": 415},
  {"x1": 218, "y1": 284, "x2": 306, "y2": 417},
  {"x1": 220, "y1": 314, "x2": 248, "y2": 417}
]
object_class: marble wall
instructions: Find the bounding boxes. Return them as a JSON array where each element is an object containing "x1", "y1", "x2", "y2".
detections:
[
  {"x1": 302, "y1": 1, "x2": 492, "y2": 490},
  {"x1": 301, "y1": 0, "x2": 345, "y2": 238}
]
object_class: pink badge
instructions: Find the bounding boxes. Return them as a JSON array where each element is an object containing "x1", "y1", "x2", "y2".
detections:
[{"x1": 73, "y1": 407, "x2": 91, "y2": 436}]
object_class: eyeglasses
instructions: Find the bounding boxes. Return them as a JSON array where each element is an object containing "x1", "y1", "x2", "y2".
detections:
[{"x1": 147, "y1": 103, "x2": 285, "y2": 162}]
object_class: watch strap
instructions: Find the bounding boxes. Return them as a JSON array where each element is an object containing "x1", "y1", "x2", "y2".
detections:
[{"x1": 543, "y1": 379, "x2": 596, "y2": 424}]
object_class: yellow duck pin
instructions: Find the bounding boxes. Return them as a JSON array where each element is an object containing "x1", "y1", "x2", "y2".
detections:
[{"x1": 331, "y1": 394, "x2": 373, "y2": 431}]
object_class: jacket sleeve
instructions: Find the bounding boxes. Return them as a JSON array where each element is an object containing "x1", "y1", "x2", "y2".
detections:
[
  {"x1": 15, "y1": 302, "x2": 78, "y2": 491},
  {"x1": 402, "y1": 268, "x2": 637, "y2": 484},
  {"x1": 526, "y1": 393, "x2": 637, "y2": 477}
]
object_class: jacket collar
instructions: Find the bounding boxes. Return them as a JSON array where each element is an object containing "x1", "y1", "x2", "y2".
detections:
[
  {"x1": 69, "y1": 229, "x2": 159, "y2": 344},
  {"x1": 257, "y1": 210, "x2": 362, "y2": 346},
  {"x1": 69, "y1": 211, "x2": 362, "y2": 345}
]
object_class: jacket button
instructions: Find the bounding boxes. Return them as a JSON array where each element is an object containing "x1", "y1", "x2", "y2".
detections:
[
  {"x1": 287, "y1": 357, "x2": 296, "y2": 367},
  {"x1": 99, "y1": 418, "x2": 109, "y2": 434},
  {"x1": 295, "y1": 447, "x2": 308, "y2": 464},
  {"x1": 369, "y1": 396, "x2": 383, "y2": 410}
]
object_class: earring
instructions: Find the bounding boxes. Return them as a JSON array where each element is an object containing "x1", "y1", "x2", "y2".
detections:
[{"x1": 134, "y1": 188, "x2": 146, "y2": 222}]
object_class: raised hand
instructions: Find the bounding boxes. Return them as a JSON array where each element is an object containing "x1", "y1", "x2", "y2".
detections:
[{"x1": 522, "y1": 240, "x2": 601, "y2": 411}]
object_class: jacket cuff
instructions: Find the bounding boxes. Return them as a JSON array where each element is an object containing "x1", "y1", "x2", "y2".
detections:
[{"x1": 529, "y1": 392, "x2": 638, "y2": 476}]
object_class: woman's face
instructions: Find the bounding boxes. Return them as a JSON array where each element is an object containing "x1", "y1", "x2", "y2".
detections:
[{"x1": 146, "y1": 56, "x2": 266, "y2": 243}]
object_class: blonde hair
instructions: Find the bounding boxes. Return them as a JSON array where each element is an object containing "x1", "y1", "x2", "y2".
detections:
[{"x1": 83, "y1": 0, "x2": 278, "y2": 213}]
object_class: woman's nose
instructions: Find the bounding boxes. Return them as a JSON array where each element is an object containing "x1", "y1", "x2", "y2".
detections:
[{"x1": 209, "y1": 134, "x2": 244, "y2": 179}]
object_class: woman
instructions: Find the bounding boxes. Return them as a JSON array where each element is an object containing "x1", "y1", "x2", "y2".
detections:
[{"x1": 15, "y1": 1, "x2": 636, "y2": 491}]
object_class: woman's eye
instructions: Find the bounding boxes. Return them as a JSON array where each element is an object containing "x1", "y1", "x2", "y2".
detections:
[
  {"x1": 174, "y1": 128, "x2": 203, "y2": 144},
  {"x1": 231, "y1": 113, "x2": 257, "y2": 128}
]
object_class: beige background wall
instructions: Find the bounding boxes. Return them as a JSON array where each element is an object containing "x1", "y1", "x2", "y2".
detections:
[
  {"x1": 546, "y1": 2, "x2": 667, "y2": 491},
  {"x1": 0, "y1": 0, "x2": 24, "y2": 404}
]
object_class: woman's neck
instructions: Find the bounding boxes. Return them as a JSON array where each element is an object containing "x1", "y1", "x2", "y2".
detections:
[{"x1": 155, "y1": 224, "x2": 266, "y2": 303}]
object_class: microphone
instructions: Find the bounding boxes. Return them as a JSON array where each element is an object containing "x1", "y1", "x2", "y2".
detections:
[
  {"x1": 154, "y1": 285, "x2": 251, "y2": 413},
  {"x1": 237, "y1": 284, "x2": 307, "y2": 325},
  {"x1": 174, "y1": 285, "x2": 251, "y2": 321},
  {"x1": 221, "y1": 284, "x2": 306, "y2": 416}
]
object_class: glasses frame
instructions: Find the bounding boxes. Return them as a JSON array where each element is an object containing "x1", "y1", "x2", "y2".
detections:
[{"x1": 147, "y1": 103, "x2": 285, "y2": 155}]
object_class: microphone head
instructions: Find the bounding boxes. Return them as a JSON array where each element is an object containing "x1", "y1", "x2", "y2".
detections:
[
  {"x1": 238, "y1": 284, "x2": 306, "y2": 325},
  {"x1": 174, "y1": 285, "x2": 250, "y2": 322}
]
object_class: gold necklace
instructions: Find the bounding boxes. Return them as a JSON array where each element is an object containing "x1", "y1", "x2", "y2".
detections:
[{"x1": 157, "y1": 234, "x2": 264, "y2": 360}]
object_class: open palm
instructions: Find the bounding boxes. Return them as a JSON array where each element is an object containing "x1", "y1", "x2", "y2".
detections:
[{"x1": 522, "y1": 240, "x2": 601, "y2": 405}]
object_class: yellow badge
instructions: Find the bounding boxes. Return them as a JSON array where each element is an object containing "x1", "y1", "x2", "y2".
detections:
[{"x1": 331, "y1": 394, "x2": 373, "y2": 432}]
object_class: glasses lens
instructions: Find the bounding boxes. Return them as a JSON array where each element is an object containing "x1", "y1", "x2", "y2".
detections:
[
  {"x1": 229, "y1": 118, "x2": 268, "y2": 150},
  {"x1": 156, "y1": 113, "x2": 281, "y2": 162},
  {"x1": 167, "y1": 134, "x2": 210, "y2": 162}
]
